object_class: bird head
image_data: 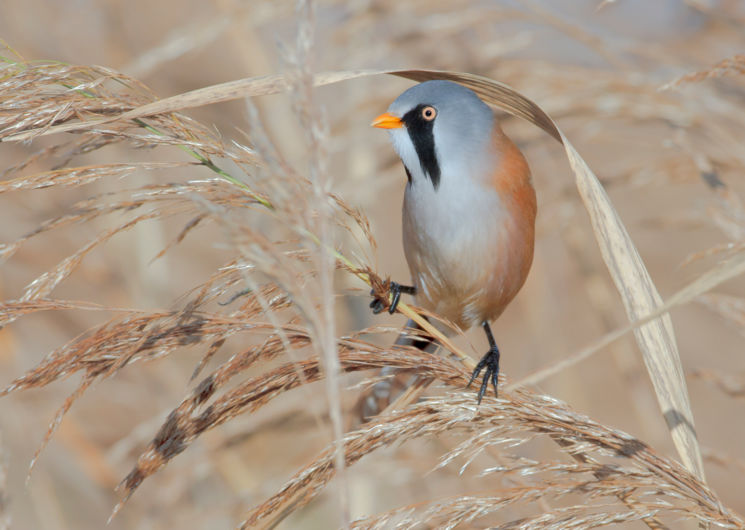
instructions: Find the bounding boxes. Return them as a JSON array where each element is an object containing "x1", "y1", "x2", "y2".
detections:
[{"x1": 372, "y1": 80, "x2": 496, "y2": 190}]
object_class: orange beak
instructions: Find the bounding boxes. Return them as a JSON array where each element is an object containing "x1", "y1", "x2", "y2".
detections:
[{"x1": 371, "y1": 112, "x2": 403, "y2": 129}]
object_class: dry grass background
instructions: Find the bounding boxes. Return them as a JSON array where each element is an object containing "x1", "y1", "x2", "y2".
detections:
[{"x1": 1, "y1": 0, "x2": 745, "y2": 528}]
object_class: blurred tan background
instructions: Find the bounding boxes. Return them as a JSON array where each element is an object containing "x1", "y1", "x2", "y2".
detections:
[{"x1": 1, "y1": 0, "x2": 745, "y2": 528}]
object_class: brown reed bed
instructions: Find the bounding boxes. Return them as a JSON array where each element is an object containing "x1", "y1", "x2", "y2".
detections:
[{"x1": 1, "y1": 2, "x2": 745, "y2": 528}]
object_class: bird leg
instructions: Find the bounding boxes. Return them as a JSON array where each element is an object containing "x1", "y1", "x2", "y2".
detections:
[
  {"x1": 369, "y1": 282, "x2": 416, "y2": 315},
  {"x1": 467, "y1": 321, "x2": 501, "y2": 404}
]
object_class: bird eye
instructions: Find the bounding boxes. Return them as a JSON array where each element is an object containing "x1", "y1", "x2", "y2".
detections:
[{"x1": 421, "y1": 106, "x2": 437, "y2": 121}]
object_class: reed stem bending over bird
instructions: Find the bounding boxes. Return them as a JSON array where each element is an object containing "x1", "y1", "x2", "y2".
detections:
[{"x1": 370, "y1": 80, "x2": 536, "y2": 404}]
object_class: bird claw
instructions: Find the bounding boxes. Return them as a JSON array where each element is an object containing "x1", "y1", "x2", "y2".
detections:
[
  {"x1": 369, "y1": 281, "x2": 415, "y2": 315},
  {"x1": 369, "y1": 292, "x2": 386, "y2": 314},
  {"x1": 467, "y1": 345, "x2": 501, "y2": 404}
]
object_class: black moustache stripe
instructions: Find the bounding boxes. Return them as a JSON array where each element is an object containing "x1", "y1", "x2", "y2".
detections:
[{"x1": 402, "y1": 104, "x2": 440, "y2": 190}]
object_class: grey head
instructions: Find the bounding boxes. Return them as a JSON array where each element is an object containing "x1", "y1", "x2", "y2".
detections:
[{"x1": 383, "y1": 80, "x2": 495, "y2": 190}]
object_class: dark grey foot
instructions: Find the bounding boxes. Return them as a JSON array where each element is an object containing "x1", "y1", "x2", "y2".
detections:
[
  {"x1": 467, "y1": 345, "x2": 500, "y2": 404},
  {"x1": 468, "y1": 321, "x2": 501, "y2": 404},
  {"x1": 369, "y1": 282, "x2": 416, "y2": 315}
]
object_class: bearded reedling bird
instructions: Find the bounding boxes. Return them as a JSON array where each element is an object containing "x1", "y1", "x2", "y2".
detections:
[{"x1": 369, "y1": 80, "x2": 536, "y2": 404}]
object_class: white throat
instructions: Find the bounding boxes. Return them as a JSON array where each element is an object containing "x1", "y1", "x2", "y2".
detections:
[{"x1": 388, "y1": 128, "x2": 430, "y2": 183}]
